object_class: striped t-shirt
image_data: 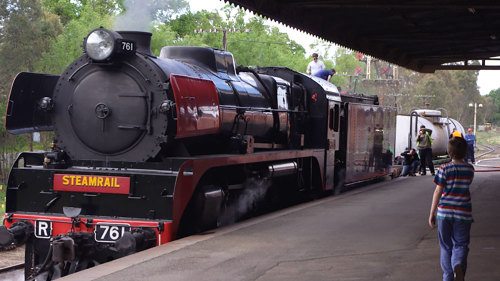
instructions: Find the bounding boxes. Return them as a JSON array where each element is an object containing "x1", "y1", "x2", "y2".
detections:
[{"x1": 433, "y1": 161, "x2": 474, "y2": 222}]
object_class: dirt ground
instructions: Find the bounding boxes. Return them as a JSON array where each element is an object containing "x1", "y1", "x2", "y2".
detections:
[{"x1": 0, "y1": 245, "x2": 25, "y2": 268}]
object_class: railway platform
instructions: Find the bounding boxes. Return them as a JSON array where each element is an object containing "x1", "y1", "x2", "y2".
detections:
[{"x1": 55, "y1": 170, "x2": 500, "y2": 281}]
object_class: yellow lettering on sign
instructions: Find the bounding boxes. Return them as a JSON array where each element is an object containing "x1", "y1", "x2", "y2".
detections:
[
  {"x1": 69, "y1": 175, "x2": 76, "y2": 185},
  {"x1": 59, "y1": 175, "x2": 124, "y2": 189},
  {"x1": 62, "y1": 175, "x2": 69, "y2": 185}
]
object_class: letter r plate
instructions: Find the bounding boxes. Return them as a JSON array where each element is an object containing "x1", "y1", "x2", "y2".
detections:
[{"x1": 35, "y1": 220, "x2": 52, "y2": 239}]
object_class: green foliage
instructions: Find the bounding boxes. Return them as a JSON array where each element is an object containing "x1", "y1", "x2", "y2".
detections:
[
  {"x1": 486, "y1": 88, "x2": 500, "y2": 125},
  {"x1": 0, "y1": 0, "x2": 62, "y2": 80},
  {"x1": 42, "y1": 0, "x2": 124, "y2": 24},
  {"x1": 391, "y1": 69, "x2": 490, "y2": 127},
  {"x1": 330, "y1": 48, "x2": 364, "y2": 91},
  {"x1": 0, "y1": 0, "x2": 62, "y2": 183},
  {"x1": 35, "y1": 5, "x2": 113, "y2": 74},
  {"x1": 167, "y1": 7, "x2": 309, "y2": 71},
  {"x1": 150, "y1": 24, "x2": 177, "y2": 55},
  {"x1": 42, "y1": 0, "x2": 80, "y2": 24},
  {"x1": 476, "y1": 130, "x2": 500, "y2": 146}
]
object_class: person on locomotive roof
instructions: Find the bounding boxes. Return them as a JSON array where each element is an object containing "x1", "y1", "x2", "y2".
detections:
[
  {"x1": 306, "y1": 53, "x2": 325, "y2": 75},
  {"x1": 429, "y1": 137, "x2": 474, "y2": 281},
  {"x1": 416, "y1": 125, "x2": 435, "y2": 176},
  {"x1": 313, "y1": 68, "x2": 336, "y2": 82}
]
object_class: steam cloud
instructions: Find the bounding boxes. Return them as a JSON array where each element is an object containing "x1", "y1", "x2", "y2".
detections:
[
  {"x1": 114, "y1": 0, "x2": 180, "y2": 32},
  {"x1": 219, "y1": 177, "x2": 272, "y2": 226},
  {"x1": 114, "y1": 0, "x2": 154, "y2": 32}
]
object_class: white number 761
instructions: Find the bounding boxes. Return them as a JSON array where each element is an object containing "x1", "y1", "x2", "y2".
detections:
[{"x1": 121, "y1": 42, "x2": 134, "y2": 51}]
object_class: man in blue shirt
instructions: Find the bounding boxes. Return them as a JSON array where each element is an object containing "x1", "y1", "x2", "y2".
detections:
[
  {"x1": 313, "y1": 68, "x2": 336, "y2": 82},
  {"x1": 464, "y1": 128, "x2": 476, "y2": 164}
]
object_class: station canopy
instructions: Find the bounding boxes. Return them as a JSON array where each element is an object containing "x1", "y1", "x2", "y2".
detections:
[{"x1": 225, "y1": 0, "x2": 500, "y2": 73}]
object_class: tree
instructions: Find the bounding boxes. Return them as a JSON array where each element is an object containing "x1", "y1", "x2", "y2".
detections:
[
  {"x1": 486, "y1": 88, "x2": 500, "y2": 125},
  {"x1": 35, "y1": 4, "x2": 113, "y2": 74},
  {"x1": 0, "y1": 0, "x2": 62, "y2": 181},
  {"x1": 42, "y1": 0, "x2": 124, "y2": 25},
  {"x1": 330, "y1": 48, "x2": 364, "y2": 92},
  {"x1": 0, "y1": 0, "x2": 62, "y2": 79},
  {"x1": 165, "y1": 6, "x2": 309, "y2": 71}
]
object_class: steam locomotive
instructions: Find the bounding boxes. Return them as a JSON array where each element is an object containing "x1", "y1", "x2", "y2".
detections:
[{"x1": 0, "y1": 28, "x2": 396, "y2": 279}]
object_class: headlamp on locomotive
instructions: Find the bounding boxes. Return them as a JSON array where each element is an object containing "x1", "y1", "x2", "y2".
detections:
[{"x1": 83, "y1": 28, "x2": 137, "y2": 61}]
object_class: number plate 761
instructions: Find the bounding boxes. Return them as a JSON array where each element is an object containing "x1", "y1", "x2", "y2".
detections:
[{"x1": 94, "y1": 223, "x2": 131, "y2": 243}]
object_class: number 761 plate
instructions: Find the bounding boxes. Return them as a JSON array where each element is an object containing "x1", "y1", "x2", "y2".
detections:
[{"x1": 94, "y1": 223, "x2": 131, "y2": 243}]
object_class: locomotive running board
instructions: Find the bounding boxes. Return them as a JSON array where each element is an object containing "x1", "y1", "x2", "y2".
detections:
[{"x1": 6, "y1": 72, "x2": 59, "y2": 134}]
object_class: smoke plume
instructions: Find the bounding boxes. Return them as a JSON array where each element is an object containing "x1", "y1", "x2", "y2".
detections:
[
  {"x1": 114, "y1": 0, "x2": 184, "y2": 32},
  {"x1": 219, "y1": 177, "x2": 272, "y2": 226}
]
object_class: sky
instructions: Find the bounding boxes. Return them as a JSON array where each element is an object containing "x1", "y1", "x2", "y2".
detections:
[
  {"x1": 187, "y1": 0, "x2": 500, "y2": 96},
  {"x1": 477, "y1": 70, "x2": 500, "y2": 95}
]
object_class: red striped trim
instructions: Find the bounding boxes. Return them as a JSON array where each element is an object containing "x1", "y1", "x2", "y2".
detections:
[{"x1": 438, "y1": 205, "x2": 471, "y2": 212}]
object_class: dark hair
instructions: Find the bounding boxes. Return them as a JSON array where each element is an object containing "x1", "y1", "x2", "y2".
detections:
[
  {"x1": 448, "y1": 137, "x2": 468, "y2": 160},
  {"x1": 312, "y1": 53, "x2": 318, "y2": 58}
]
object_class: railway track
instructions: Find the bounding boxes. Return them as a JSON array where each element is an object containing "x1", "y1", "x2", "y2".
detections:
[
  {"x1": 0, "y1": 262, "x2": 24, "y2": 281},
  {"x1": 476, "y1": 144, "x2": 496, "y2": 158},
  {"x1": 475, "y1": 144, "x2": 500, "y2": 168}
]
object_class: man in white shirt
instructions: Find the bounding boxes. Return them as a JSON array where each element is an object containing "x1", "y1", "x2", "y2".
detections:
[{"x1": 306, "y1": 53, "x2": 325, "y2": 75}]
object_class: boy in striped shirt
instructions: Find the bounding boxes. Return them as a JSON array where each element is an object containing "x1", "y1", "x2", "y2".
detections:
[{"x1": 429, "y1": 137, "x2": 474, "y2": 281}]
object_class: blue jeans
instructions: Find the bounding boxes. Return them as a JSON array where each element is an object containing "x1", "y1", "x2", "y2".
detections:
[
  {"x1": 438, "y1": 219, "x2": 471, "y2": 281},
  {"x1": 401, "y1": 161, "x2": 418, "y2": 176},
  {"x1": 466, "y1": 144, "x2": 475, "y2": 163}
]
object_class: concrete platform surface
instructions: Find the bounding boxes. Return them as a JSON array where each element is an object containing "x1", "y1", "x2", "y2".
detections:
[{"x1": 60, "y1": 171, "x2": 500, "y2": 281}]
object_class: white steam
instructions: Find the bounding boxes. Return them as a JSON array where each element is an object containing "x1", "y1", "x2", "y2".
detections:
[
  {"x1": 219, "y1": 177, "x2": 272, "y2": 226},
  {"x1": 114, "y1": 0, "x2": 183, "y2": 32},
  {"x1": 114, "y1": 0, "x2": 154, "y2": 32}
]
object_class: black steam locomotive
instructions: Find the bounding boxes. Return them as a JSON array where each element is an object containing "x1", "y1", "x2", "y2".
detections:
[{"x1": 0, "y1": 28, "x2": 396, "y2": 279}]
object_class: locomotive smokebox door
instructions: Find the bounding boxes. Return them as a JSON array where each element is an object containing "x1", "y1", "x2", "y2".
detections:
[
  {"x1": 6, "y1": 72, "x2": 59, "y2": 134},
  {"x1": 68, "y1": 70, "x2": 148, "y2": 154},
  {"x1": 47, "y1": 29, "x2": 171, "y2": 162}
]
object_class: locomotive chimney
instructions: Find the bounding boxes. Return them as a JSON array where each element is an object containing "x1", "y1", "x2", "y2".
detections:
[{"x1": 117, "y1": 31, "x2": 154, "y2": 57}]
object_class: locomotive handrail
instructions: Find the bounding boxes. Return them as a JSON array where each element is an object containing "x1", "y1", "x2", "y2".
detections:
[
  {"x1": 409, "y1": 110, "x2": 419, "y2": 150},
  {"x1": 68, "y1": 62, "x2": 90, "y2": 81},
  {"x1": 219, "y1": 105, "x2": 305, "y2": 113}
]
